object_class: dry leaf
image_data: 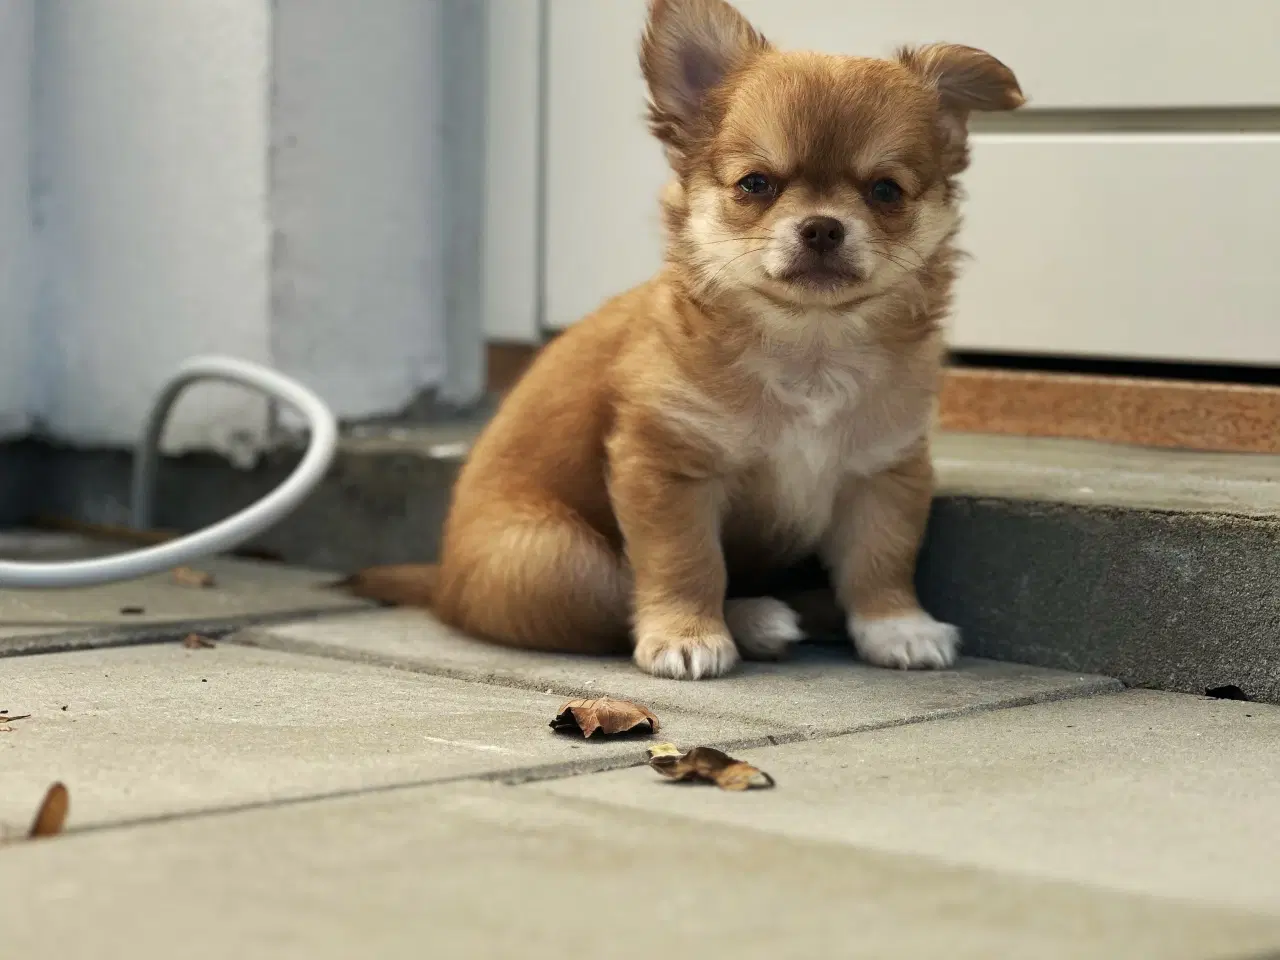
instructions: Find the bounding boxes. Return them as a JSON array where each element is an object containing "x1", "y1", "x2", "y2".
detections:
[
  {"x1": 0, "y1": 711, "x2": 31, "y2": 732},
  {"x1": 181, "y1": 633, "x2": 216, "y2": 650},
  {"x1": 172, "y1": 566, "x2": 216, "y2": 588},
  {"x1": 550, "y1": 697, "x2": 659, "y2": 738},
  {"x1": 28, "y1": 782, "x2": 69, "y2": 838},
  {"x1": 648, "y1": 745, "x2": 775, "y2": 791}
]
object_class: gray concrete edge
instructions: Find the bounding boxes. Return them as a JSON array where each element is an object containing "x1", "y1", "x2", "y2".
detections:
[
  {"x1": 8, "y1": 430, "x2": 1280, "y2": 702},
  {"x1": 0, "y1": 606, "x2": 364, "y2": 659},
  {"x1": 230, "y1": 624, "x2": 1123, "y2": 743}
]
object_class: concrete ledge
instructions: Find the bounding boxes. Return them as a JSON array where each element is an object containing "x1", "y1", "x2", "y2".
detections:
[
  {"x1": 14, "y1": 428, "x2": 1280, "y2": 702},
  {"x1": 21, "y1": 425, "x2": 477, "y2": 570},
  {"x1": 918, "y1": 496, "x2": 1280, "y2": 703}
]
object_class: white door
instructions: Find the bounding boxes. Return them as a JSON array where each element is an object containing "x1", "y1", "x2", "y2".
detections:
[{"x1": 542, "y1": 0, "x2": 1280, "y2": 366}]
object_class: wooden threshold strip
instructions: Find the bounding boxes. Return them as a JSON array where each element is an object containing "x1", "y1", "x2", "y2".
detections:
[
  {"x1": 940, "y1": 367, "x2": 1280, "y2": 455},
  {"x1": 488, "y1": 343, "x2": 1280, "y2": 455}
]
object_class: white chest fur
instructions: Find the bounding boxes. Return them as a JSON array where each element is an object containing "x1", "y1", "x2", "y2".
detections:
[{"x1": 751, "y1": 352, "x2": 929, "y2": 548}]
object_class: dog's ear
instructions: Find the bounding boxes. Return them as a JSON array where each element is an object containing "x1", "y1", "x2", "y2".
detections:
[
  {"x1": 641, "y1": 0, "x2": 770, "y2": 166},
  {"x1": 897, "y1": 43, "x2": 1024, "y2": 171}
]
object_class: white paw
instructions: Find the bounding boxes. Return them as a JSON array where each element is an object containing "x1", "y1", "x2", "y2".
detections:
[
  {"x1": 850, "y1": 613, "x2": 960, "y2": 670},
  {"x1": 633, "y1": 623, "x2": 739, "y2": 680},
  {"x1": 725, "y1": 597, "x2": 805, "y2": 661}
]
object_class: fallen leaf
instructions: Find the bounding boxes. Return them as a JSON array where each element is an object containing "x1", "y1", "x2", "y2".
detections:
[
  {"x1": 550, "y1": 697, "x2": 659, "y2": 738},
  {"x1": 648, "y1": 745, "x2": 775, "y2": 791},
  {"x1": 172, "y1": 566, "x2": 216, "y2": 588},
  {"x1": 182, "y1": 633, "x2": 217, "y2": 650},
  {"x1": 28, "y1": 782, "x2": 69, "y2": 838},
  {"x1": 0, "y1": 713, "x2": 31, "y2": 733}
]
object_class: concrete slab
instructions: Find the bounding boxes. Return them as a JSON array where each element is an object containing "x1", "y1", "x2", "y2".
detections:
[
  {"x1": 0, "y1": 531, "x2": 366, "y2": 655},
  {"x1": 5, "y1": 782, "x2": 1280, "y2": 960},
  {"x1": 539, "y1": 690, "x2": 1280, "y2": 915},
  {"x1": 237, "y1": 608, "x2": 1120, "y2": 735},
  {"x1": 0, "y1": 643, "x2": 763, "y2": 828},
  {"x1": 936, "y1": 431, "x2": 1280, "y2": 518}
]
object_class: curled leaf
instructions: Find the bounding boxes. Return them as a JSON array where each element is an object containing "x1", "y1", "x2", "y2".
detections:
[
  {"x1": 172, "y1": 566, "x2": 216, "y2": 588},
  {"x1": 182, "y1": 633, "x2": 217, "y2": 650},
  {"x1": 0, "y1": 712, "x2": 31, "y2": 732},
  {"x1": 28, "y1": 782, "x2": 69, "y2": 838},
  {"x1": 550, "y1": 697, "x2": 659, "y2": 738},
  {"x1": 648, "y1": 745, "x2": 775, "y2": 791}
]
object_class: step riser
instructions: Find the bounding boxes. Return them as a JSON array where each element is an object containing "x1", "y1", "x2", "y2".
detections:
[{"x1": 920, "y1": 498, "x2": 1280, "y2": 704}]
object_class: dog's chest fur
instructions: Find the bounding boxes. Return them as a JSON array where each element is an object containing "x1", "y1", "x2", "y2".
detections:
[{"x1": 731, "y1": 349, "x2": 929, "y2": 551}]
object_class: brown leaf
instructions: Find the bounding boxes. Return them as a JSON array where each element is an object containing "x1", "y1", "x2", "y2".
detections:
[
  {"x1": 648, "y1": 745, "x2": 775, "y2": 791},
  {"x1": 0, "y1": 712, "x2": 31, "y2": 732},
  {"x1": 181, "y1": 633, "x2": 216, "y2": 650},
  {"x1": 172, "y1": 566, "x2": 216, "y2": 588},
  {"x1": 28, "y1": 782, "x2": 69, "y2": 838},
  {"x1": 550, "y1": 697, "x2": 659, "y2": 738}
]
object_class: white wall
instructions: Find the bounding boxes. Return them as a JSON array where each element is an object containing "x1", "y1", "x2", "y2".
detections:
[
  {"x1": 31, "y1": 0, "x2": 273, "y2": 456},
  {"x1": 539, "y1": 0, "x2": 1280, "y2": 367},
  {"x1": 4, "y1": 0, "x2": 461, "y2": 459},
  {"x1": 482, "y1": 0, "x2": 543, "y2": 344},
  {"x1": 0, "y1": 0, "x2": 33, "y2": 440},
  {"x1": 271, "y1": 0, "x2": 447, "y2": 417}
]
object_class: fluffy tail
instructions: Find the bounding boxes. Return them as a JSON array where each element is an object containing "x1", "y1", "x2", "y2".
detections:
[{"x1": 336, "y1": 564, "x2": 440, "y2": 608}]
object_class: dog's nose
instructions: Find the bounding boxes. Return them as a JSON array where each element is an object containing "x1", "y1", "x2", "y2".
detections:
[{"x1": 798, "y1": 216, "x2": 845, "y2": 254}]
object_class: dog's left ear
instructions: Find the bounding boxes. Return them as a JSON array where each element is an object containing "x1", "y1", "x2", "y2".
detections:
[{"x1": 898, "y1": 43, "x2": 1024, "y2": 171}]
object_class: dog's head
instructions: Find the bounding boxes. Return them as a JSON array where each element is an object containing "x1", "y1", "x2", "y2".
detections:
[{"x1": 642, "y1": 0, "x2": 1023, "y2": 314}]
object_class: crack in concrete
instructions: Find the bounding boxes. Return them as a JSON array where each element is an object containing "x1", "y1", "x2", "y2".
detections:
[{"x1": 40, "y1": 641, "x2": 1122, "y2": 841}]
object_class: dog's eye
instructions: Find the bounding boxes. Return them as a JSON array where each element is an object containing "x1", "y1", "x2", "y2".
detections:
[
  {"x1": 868, "y1": 179, "x2": 904, "y2": 205},
  {"x1": 737, "y1": 173, "x2": 775, "y2": 196}
]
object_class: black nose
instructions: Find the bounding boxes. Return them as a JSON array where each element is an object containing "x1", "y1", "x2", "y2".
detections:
[{"x1": 798, "y1": 216, "x2": 845, "y2": 254}]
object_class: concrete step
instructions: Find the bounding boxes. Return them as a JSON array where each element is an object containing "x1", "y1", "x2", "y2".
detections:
[{"x1": 19, "y1": 426, "x2": 1280, "y2": 702}]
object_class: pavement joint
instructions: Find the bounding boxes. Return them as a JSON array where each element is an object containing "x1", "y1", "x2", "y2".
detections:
[{"x1": 28, "y1": 638, "x2": 1123, "y2": 841}]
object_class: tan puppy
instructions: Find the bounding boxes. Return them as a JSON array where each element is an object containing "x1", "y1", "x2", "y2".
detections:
[{"x1": 346, "y1": 0, "x2": 1024, "y2": 679}]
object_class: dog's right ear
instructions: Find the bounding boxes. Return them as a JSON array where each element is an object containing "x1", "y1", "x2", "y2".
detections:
[{"x1": 641, "y1": 0, "x2": 769, "y2": 167}]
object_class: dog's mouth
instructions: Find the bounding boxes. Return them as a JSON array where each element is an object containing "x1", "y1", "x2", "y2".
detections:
[{"x1": 774, "y1": 261, "x2": 863, "y2": 292}]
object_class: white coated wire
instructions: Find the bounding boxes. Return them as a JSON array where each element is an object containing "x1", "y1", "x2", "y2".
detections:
[{"x1": 0, "y1": 356, "x2": 338, "y2": 589}]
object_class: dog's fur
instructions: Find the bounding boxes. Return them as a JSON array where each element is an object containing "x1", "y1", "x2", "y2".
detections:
[{"x1": 344, "y1": 0, "x2": 1024, "y2": 679}]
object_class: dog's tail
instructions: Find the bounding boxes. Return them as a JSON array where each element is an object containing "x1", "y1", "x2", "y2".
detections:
[{"x1": 335, "y1": 564, "x2": 440, "y2": 608}]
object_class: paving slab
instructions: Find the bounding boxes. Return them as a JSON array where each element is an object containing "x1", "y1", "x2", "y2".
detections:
[
  {"x1": 0, "y1": 532, "x2": 367, "y2": 655},
  {"x1": 4, "y1": 781, "x2": 1280, "y2": 960},
  {"x1": 0, "y1": 643, "x2": 765, "y2": 828},
  {"x1": 539, "y1": 690, "x2": 1280, "y2": 915},
  {"x1": 236, "y1": 608, "x2": 1121, "y2": 736}
]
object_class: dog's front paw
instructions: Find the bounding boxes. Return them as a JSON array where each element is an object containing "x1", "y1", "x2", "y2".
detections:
[
  {"x1": 725, "y1": 596, "x2": 805, "y2": 661},
  {"x1": 633, "y1": 618, "x2": 739, "y2": 680},
  {"x1": 850, "y1": 612, "x2": 959, "y2": 670}
]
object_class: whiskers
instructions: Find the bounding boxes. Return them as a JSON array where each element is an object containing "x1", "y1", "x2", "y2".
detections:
[
  {"x1": 862, "y1": 237, "x2": 931, "y2": 302},
  {"x1": 690, "y1": 235, "x2": 772, "y2": 293}
]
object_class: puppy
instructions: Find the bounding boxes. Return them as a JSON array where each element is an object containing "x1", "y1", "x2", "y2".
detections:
[{"x1": 345, "y1": 0, "x2": 1024, "y2": 679}]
